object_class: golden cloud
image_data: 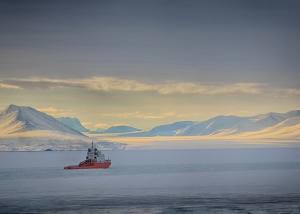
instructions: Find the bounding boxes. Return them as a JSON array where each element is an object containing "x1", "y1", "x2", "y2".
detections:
[
  {"x1": 0, "y1": 82, "x2": 21, "y2": 90},
  {"x1": 93, "y1": 123, "x2": 110, "y2": 129},
  {"x1": 37, "y1": 106, "x2": 71, "y2": 117},
  {"x1": 101, "y1": 111, "x2": 179, "y2": 120},
  {"x1": 2, "y1": 76, "x2": 299, "y2": 96}
]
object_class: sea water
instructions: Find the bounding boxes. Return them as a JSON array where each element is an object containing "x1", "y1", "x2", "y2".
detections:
[{"x1": 0, "y1": 148, "x2": 300, "y2": 213}]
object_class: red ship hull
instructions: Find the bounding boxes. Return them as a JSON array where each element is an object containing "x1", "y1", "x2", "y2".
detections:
[{"x1": 64, "y1": 161, "x2": 111, "y2": 170}]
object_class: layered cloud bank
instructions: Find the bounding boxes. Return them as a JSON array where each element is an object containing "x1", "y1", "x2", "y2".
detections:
[
  {"x1": 1, "y1": 76, "x2": 300, "y2": 96},
  {"x1": 0, "y1": 82, "x2": 22, "y2": 90}
]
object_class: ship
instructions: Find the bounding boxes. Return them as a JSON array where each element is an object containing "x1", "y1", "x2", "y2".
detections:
[{"x1": 64, "y1": 142, "x2": 111, "y2": 170}]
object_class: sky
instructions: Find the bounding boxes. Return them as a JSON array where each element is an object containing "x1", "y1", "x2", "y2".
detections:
[{"x1": 0, "y1": 0, "x2": 299, "y2": 130}]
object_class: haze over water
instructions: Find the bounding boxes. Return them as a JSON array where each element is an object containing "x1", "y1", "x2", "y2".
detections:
[{"x1": 1, "y1": 148, "x2": 300, "y2": 213}]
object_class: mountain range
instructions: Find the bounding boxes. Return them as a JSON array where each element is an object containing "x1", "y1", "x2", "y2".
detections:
[
  {"x1": 0, "y1": 104, "x2": 299, "y2": 151},
  {"x1": 0, "y1": 105, "x2": 125, "y2": 151},
  {"x1": 57, "y1": 117, "x2": 141, "y2": 134},
  {"x1": 123, "y1": 110, "x2": 300, "y2": 139}
]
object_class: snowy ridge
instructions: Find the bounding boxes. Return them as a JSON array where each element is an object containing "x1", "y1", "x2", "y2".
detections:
[
  {"x1": 123, "y1": 110, "x2": 300, "y2": 137},
  {"x1": 0, "y1": 105, "x2": 84, "y2": 136},
  {"x1": 57, "y1": 117, "x2": 89, "y2": 133},
  {"x1": 102, "y1": 125, "x2": 141, "y2": 134},
  {"x1": 0, "y1": 105, "x2": 126, "y2": 151},
  {"x1": 0, "y1": 105, "x2": 88, "y2": 151},
  {"x1": 123, "y1": 121, "x2": 196, "y2": 137}
]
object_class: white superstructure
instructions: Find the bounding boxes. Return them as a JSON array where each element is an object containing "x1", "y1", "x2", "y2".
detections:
[{"x1": 86, "y1": 142, "x2": 106, "y2": 162}]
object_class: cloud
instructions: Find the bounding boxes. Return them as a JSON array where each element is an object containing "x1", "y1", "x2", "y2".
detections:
[
  {"x1": 278, "y1": 88, "x2": 300, "y2": 96},
  {"x1": 0, "y1": 82, "x2": 21, "y2": 90},
  {"x1": 156, "y1": 82, "x2": 265, "y2": 95},
  {"x1": 94, "y1": 123, "x2": 110, "y2": 129},
  {"x1": 101, "y1": 111, "x2": 178, "y2": 120},
  {"x1": 37, "y1": 106, "x2": 71, "y2": 117},
  {"x1": 2, "y1": 76, "x2": 299, "y2": 96}
]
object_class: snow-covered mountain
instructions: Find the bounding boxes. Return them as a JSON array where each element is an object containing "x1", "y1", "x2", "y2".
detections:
[
  {"x1": 57, "y1": 117, "x2": 89, "y2": 133},
  {"x1": 0, "y1": 104, "x2": 299, "y2": 150},
  {"x1": 0, "y1": 105, "x2": 125, "y2": 151},
  {"x1": 88, "y1": 126, "x2": 141, "y2": 134},
  {"x1": 0, "y1": 104, "x2": 88, "y2": 151},
  {"x1": 124, "y1": 121, "x2": 195, "y2": 137},
  {"x1": 181, "y1": 116, "x2": 246, "y2": 136},
  {"x1": 235, "y1": 115, "x2": 300, "y2": 140},
  {"x1": 124, "y1": 110, "x2": 300, "y2": 138},
  {"x1": 0, "y1": 105, "x2": 84, "y2": 136},
  {"x1": 180, "y1": 112, "x2": 292, "y2": 136},
  {"x1": 102, "y1": 125, "x2": 141, "y2": 134}
]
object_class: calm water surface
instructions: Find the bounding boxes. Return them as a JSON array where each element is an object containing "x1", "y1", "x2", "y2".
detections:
[{"x1": 0, "y1": 148, "x2": 300, "y2": 213}]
